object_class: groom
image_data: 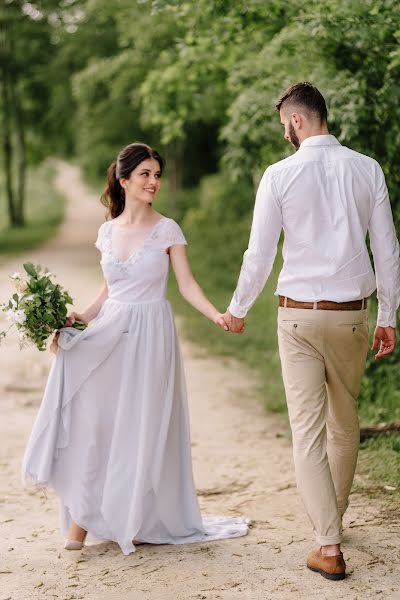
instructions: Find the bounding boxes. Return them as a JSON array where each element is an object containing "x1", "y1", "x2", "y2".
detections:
[{"x1": 224, "y1": 82, "x2": 400, "y2": 580}]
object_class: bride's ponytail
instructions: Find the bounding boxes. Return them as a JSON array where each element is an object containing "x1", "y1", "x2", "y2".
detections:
[{"x1": 100, "y1": 161, "x2": 125, "y2": 218}]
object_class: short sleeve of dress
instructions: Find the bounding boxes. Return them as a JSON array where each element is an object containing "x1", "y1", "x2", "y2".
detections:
[
  {"x1": 162, "y1": 219, "x2": 188, "y2": 250},
  {"x1": 94, "y1": 222, "x2": 107, "y2": 252}
]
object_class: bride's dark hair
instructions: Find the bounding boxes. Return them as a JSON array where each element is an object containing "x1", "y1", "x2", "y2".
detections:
[{"x1": 101, "y1": 143, "x2": 164, "y2": 219}]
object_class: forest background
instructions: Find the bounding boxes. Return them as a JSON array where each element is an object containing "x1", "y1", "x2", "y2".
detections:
[{"x1": 1, "y1": 0, "x2": 399, "y2": 491}]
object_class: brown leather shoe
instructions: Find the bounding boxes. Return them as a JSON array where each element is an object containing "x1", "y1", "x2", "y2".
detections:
[{"x1": 306, "y1": 548, "x2": 346, "y2": 581}]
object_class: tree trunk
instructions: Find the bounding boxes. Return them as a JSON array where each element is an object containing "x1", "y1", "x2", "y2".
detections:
[
  {"x1": 9, "y1": 77, "x2": 25, "y2": 226},
  {"x1": 0, "y1": 65, "x2": 17, "y2": 226},
  {"x1": 0, "y1": 13, "x2": 17, "y2": 227},
  {"x1": 360, "y1": 422, "x2": 400, "y2": 442}
]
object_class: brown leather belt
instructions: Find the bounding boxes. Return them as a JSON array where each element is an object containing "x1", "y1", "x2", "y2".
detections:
[{"x1": 278, "y1": 296, "x2": 368, "y2": 311}]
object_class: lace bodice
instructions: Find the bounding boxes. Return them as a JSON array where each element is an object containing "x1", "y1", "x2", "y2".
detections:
[{"x1": 95, "y1": 217, "x2": 187, "y2": 303}]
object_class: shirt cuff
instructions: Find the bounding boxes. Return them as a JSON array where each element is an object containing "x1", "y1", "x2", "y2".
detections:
[
  {"x1": 228, "y1": 300, "x2": 248, "y2": 319},
  {"x1": 377, "y1": 307, "x2": 397, "y2": 328}
]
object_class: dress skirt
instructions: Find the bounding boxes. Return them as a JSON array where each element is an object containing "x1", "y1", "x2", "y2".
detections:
[{"x1": 22, "y1": 298, "x2": 248, "y2": 555}]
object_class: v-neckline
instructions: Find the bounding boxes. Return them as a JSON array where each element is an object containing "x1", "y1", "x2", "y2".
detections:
[{"x1": 109, "y1": 216, "x2": 166, "y2": 264}]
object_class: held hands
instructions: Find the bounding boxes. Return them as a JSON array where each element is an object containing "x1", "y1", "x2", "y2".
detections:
[
  {"x1": 213, "y1": 311, "x2": 244, "y2": 333},
  {"x1": 372, "y1": 325, "x2": 396, "y2": 359},
  {"x1": 213, "y1": 311, "x2": 245, "y2": 333},
  {"x1": 222, "y1": 310, "x2": 245, "y2": 334}
]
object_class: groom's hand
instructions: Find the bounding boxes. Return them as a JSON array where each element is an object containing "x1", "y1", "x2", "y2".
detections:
[
  {"x1": 372, "y1": 325, "x2": 396, "y2": 359},
  {"x1": 223, "y1": 310, "x2": 245, "y2": 334}
]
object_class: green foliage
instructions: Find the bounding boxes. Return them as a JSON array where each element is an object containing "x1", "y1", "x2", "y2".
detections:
[
  {"x1": 5, "y1": 1, "x2": 400, "y2": 219},
  {"x1": 222, "y1": 23, "x2": 365, "y2": 178},
  {"x1": 1, "y1": 0, "x2": 84, "y2": 163},
  {"x1": 299, "y1": 0, "x2": 400, "y2": 222},
  {"x1": 139, "y1": 0, "x2": 291, "y2": 157}
]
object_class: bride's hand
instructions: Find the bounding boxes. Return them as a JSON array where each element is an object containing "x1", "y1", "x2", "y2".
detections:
[
  {"x1": 64, "y1": 311, "x2": 87, "y2": 327},
  {"x1": 213, "y1": 312, "x2": 230, "y2": 332},
  {"x1": 50, "y1": 331, "x2": 60, "y2": 354}
]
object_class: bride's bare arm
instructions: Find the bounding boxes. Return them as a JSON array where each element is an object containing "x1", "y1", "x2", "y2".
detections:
[
  {"x1": 169, "y1": 245, "x2": 228, "y2": 331},
  {"x1": 65, "y1": 281, "x2": 109, "y2": 325}
]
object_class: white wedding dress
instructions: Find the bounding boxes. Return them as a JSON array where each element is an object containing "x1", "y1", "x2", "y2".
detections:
[{"x1": 22, "y1": 216, "x2": 249, "y2": 555}]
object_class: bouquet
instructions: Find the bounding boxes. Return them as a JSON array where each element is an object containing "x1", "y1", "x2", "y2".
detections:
[{"x1": 0, "y1": 263, "x2": 86, "y2": 351}]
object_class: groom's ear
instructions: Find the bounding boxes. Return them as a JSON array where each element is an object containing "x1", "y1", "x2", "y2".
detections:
[{"x1": 291, "y1": 112, "x2": 302, "y2": 129}]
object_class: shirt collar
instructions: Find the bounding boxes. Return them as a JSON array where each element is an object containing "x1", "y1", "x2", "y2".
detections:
[{"x1": 299, "y1": 134, "x2": 341, "y2": 150}]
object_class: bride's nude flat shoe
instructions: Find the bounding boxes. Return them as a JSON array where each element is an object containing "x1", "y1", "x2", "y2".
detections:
[{"x1": 64, "y1": 539, "x2": 85, "y2": 550}]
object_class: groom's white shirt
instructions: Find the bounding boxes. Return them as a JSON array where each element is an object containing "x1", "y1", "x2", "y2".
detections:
[{"x1": 229, "y1": 134, "x2": 400, "y2": 327}]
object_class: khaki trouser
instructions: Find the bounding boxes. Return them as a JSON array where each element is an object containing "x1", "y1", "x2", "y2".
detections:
[{"x1": 277, "y1": 307, "x2": 369, "y2": 546}]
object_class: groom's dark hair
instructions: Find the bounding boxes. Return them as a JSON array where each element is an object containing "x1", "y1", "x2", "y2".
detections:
[{"x1": 275, "y1": 82, "x2": 328, "y2": 124}]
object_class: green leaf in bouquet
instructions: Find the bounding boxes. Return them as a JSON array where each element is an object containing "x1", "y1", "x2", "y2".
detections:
[
  {"x1": 23, "y1": 263, "x2": 37, "y2": 278},
  {"x1": 12, "y1": 293, "x2": 19, "y2": 304},
  {"x1": 27, "y1": 279, "x2": 39, "y2": 292},
  {"x1": 40, "y1": 276, "x2": 51, "y2": 287}
]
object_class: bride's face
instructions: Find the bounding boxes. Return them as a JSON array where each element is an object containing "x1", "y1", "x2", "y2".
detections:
[{"x1": 121, "y1": 158, "x2": 162, "y2": 204}]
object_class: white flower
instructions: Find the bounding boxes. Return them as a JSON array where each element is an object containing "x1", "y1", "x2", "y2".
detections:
[
  {"x1": 14, "y1": 310, "x2": 26, "y2": 325},
  {"x1": 43, "y1": 271, "x2": 52, "y2": 278},
  {"x1": 6, "y1": 309, "x2": 26, "y2": 325},
  {"x1": 18, "y1": 330, "x2": 27, "y2": 342},
  {"x1": 15, "y1": 279, "x2": 28, "y2": 293},
  {"x1": 10, "y1": 272, "x2": 21, "y2": 280}
]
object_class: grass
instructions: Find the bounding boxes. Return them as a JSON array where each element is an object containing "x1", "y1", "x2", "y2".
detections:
[
  {"x1": 0, "y1": 160, "x2": 65, "y2": 256},
  {"x1": 356, "y1": 435, "x2": 400, "y2": 504}
]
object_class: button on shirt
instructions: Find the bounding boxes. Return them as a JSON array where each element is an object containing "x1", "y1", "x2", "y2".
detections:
[{"x1": 229, "y1": 135, "x2": 400, "y2": 327}]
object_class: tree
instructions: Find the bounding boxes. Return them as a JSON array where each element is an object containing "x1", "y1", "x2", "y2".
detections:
[{"x1": 0, "y1": 0, "x2": 84, "y2": 226}]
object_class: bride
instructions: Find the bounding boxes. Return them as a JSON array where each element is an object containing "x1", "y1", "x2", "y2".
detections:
[{"x1": 22, "y1": 142, "x2": 249, "y2": 555}]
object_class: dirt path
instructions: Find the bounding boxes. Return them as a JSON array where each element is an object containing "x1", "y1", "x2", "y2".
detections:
[{"x1": 0, "y1": 161, "x2": 399, "y2": 600}]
